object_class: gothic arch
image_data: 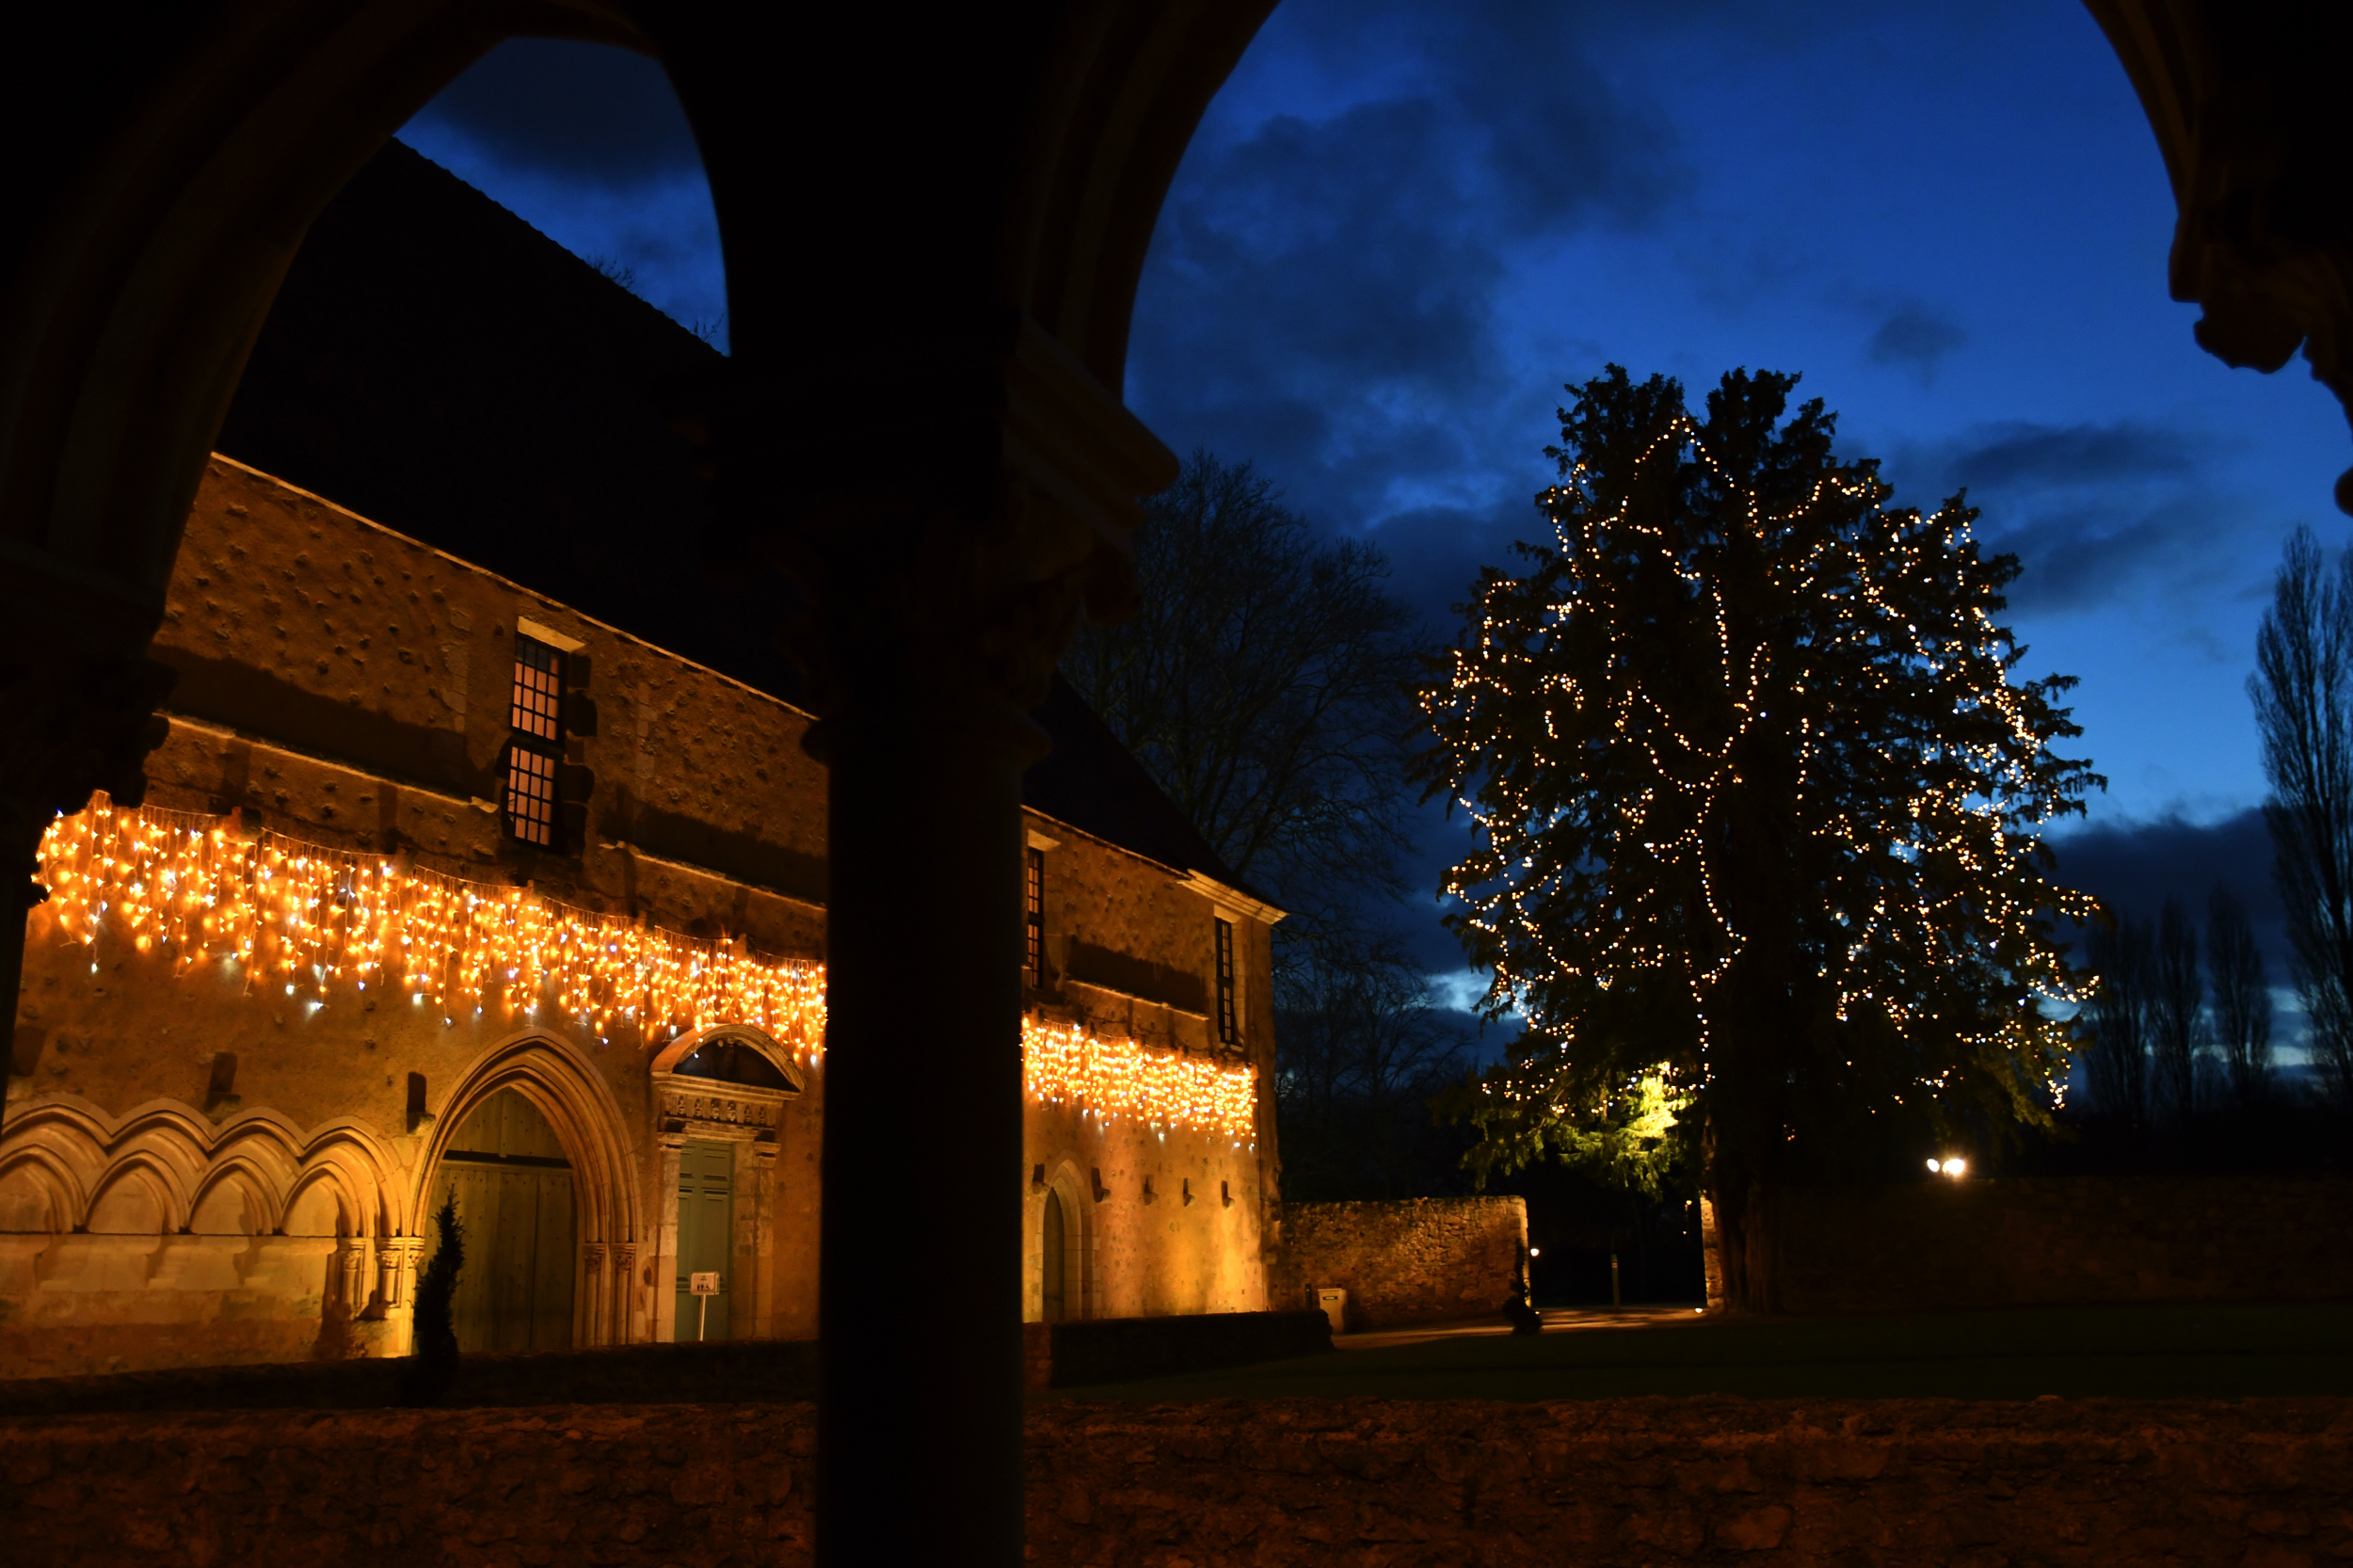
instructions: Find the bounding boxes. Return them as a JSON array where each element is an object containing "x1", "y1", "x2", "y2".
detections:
[
  {"x1": 0, "y1": 1147, "x2": 82, "y2": 1234},
  {"x1": 649, "y1": 1024, "x2": 806, "y2": 1093},
  {"x1": 188, "y1": 1156, "x2": 284, "y2": 1236},
  {"x1": 417, "y1": 1028, "x2": 644, "y2": 1344},
  {"x1": 0, "y1": 1093, "x2": 403, "y2": 1239},
  {"x1": 84, "y1": 1155, "x2": 188, "y2": 1235},
  {"x1": 1030, "y1": 1155, "x2": 1096, "y2": 1323}
]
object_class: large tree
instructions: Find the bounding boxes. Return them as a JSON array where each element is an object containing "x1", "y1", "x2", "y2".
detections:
[
  {"x1": 1064, "y1": 451, "x2": 1419, "y2": 957},
  {"x1": 1065, "y1": 452, "x2": 1465, "y2": 1196},
  {"x1": 2252, "y1": 524, "x2": 2353, "y2": 1104},
  {"x1": 1418, "y1": 366, "x2": 2102, "y2": 1311}
]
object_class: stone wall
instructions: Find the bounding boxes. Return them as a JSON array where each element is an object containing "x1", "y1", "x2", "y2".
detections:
[
  {"x1": 1030, "y1": 1309, "x2": 1330, "y2": 1389},
  {"x1": 1768, "y1": 1175, "x2": 2353, "y2": 1314},
  {"x1": 1272, "y1": 1196, "x2": 1527, "y2": 1330},
  {"x1": 5, "y1": 1397, "x2": 2347, "y2": 1565}
]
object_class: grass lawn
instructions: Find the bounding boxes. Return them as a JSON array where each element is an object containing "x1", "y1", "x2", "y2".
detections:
[{"x1": 1041, "y1": 1302, "x2": 2353, "y2": 1402}]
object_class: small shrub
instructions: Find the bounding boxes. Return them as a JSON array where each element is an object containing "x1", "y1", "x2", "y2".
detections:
[{"x1": 403, "y1": 1192, "x2": 463, "y2": 1402}]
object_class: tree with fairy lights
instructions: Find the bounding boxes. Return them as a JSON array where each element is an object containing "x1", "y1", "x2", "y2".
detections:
[{"x1": 1417, "y1": 366, "x2": 2103, "y2": 1312}]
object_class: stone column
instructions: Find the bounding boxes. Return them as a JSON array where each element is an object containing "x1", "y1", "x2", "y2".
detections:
[
  {"x1": 746, "y1": 1134, "x2": 777, "y2": 1341},
  {"x1": 581, "y1": 1241, "x2": 607, "y2": 1347},
  {"x1": 717, "y1": 317, "x2": 1171, "y2": 1566},
  {"x1": 654, "y1": 1131, "x2": 684, "y2": 1343},
  {"x1": 1, "y1": 652, "x2": 175, "y2": 1067},
  {"x1": 614, "y1": 1241, "x2": 640, "y2": 1346},
  {"x1": 373, "y1": 1235, "x2": 424, "y2": 1356}
]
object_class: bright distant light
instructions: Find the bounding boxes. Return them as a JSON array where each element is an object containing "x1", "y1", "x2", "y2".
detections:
[
  {"x1": 1926, "y1": 1159, "x2": 1941, "y2": 1173},
  {"x1": 1944, "y1": 1157, "x2": 1967, "y2": 1177}
]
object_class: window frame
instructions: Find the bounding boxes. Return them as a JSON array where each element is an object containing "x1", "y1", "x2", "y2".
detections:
[
  {"x1": 1024, "y1": 845, "x2": 1046, "y2": 987},
  {"x1": 1214, "y1": 916, "x2": 1238, "y2": 1046},
  {"x1": 504, "y1": 632, "x2": 567, "y2": 848}
]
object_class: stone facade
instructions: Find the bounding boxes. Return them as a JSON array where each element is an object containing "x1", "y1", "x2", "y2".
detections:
[
  {"x1": 1271, "y1": 1196, "x2": 1528, "y2": 1330},
  {"x1": 1728, "y1": 1176, "x2": 2353, "y2": 1315},
  {"x1": 4, "y1": 1396, "x2": 2347, "y2": 1565},
  {"x1": 0, "y1": 457, "x2": 1280, "y2": 1379}
]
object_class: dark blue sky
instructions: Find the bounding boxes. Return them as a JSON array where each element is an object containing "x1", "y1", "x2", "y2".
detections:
[{"x1": 398, "y1": 2, "x2": 2350, "y2": 1021}]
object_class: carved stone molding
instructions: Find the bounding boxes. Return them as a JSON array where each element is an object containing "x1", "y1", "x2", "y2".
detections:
[
  {"x1": 2089, "y1": 0, "x2": 2353, "y2": 510},
  {"x1": 373, "y1": 1236, "x2": 424, "y2": 1316},
  {"x1": 651, "y1": 1070, "x2": 786, "y2": 1142}
]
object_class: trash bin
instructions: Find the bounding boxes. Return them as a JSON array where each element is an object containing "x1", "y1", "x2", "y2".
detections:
[{"x1": 1313, "y1": 1287, "x2": 1347, "y2": 1334}]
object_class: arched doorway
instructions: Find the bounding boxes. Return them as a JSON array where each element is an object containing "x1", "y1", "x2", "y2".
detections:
[
  {"x1": 1031, "y1": 1160, "x2": 1095, "y2": 1323},
  {"x1": 648, "y1": 1027, "x2": 802, "y2": 1343},
  {"x1": 422, "y1": 1087, "x2": 576, "y2": 1353},
  {"x1": 417, "y1": 1032, "x2": 644, "y2": 1351},
  {"x1": 1041, "y1": 1188, "x2": 1068, "y2": 1322}
]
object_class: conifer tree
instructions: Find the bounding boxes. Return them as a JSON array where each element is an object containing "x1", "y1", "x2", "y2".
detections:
[{"x1": 1417, "y1": 367, "x2": 2103, "y2": 1311}]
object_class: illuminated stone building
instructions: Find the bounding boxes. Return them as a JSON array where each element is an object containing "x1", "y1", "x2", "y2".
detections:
[{"x1": 0, "y1": 148, "x2": 1280, "y2": 1378}]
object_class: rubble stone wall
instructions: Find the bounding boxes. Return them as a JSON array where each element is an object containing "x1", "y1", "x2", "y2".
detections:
[
  {"x1": 1772, "y1": 1175, "x2": 2353, "y2": 1313},
  {"x1": 1272, "y1": 1196, "x2": 1527, "y2": 1329},
  {"x1": 5, "y1": 1397, "x2": 2346, "y2": 1566}
]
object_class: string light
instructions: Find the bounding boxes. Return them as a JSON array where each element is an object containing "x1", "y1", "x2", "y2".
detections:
[
  {"x1": 1023, "y1": 1017, "x2": 1256, "y2": 1140},
  {"x1": 1422, "y1": 381, "x2": 2099, "y2": 1143},
  {"x1": 34, "y1": 795, "x2": 1256, "y2": 1138}
]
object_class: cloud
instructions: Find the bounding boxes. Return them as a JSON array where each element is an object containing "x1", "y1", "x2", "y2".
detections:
[
  {"x1": 396, "y1": 40, "x2": 727, "y2": 344},
  {"x1": 1939, "y1": 420, "x2": 2198, "y2": 492},
  {"x1": 402, "y1": 40, "x2": 703, "y2": 184},
  {"x1": 1883, "y1": 418, "x2": 2252, "y2": 615},
  {"x1": 2047, "y1": 808, "x2": 2289, "y2": 973},
  {"x1": 1128, "y1": 0, "x2": 1690, "y2": 536},
  {"x1": 1864, "y1": 299, "x2": 1966, "y2": 380}
]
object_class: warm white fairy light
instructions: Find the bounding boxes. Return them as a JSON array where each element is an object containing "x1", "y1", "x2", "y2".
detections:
[
  {"x1": 1022, "y1": 1017, "x2": 1256, "y2": 1140},
  {"x1": 34, "y1": 795, "x2": 1255, "y2": 1137},
  {"x1": 1423, "y1": 388, "x2": 2099, "y2": 1132}
]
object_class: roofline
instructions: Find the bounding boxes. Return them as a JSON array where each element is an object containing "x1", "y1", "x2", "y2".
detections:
[{"x1": 204, "y1": 452, "x2": 819, "y2": 725}]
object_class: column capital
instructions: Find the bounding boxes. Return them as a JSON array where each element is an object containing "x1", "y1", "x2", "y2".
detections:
[
  {"x1": 732, "y1": 313, "x2": 1175, "y2": 742},
  {"x1": 2094, "y1": 0, "x2": 2353, "y2": 509}
]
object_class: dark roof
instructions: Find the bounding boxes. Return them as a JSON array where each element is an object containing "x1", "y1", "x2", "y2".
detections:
[{"x1": 218, "y1": 139, "x2": 1238, "y2": 887}]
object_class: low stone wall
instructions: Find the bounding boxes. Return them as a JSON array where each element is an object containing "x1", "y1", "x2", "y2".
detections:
[
  {"x1": 5, "y1": 1397, "x2": 2346, "y2": 1565},
  {"x1": 1771, "y1": 1175, "x2": 2353, "y2": 1314},
  {"x1": 1272, "y1": 1195, "x2": 1527, "y2": 1329},
  {"x1": 1, "y1": 1317, "x2": 1325, "y2": 1414},
  {"x1": 1033, "y1": 1310, "x2": 1330, "y2": 1388},
  {"x1": 0, "y1": 1339, "x2": 819, "y2": 1419}
]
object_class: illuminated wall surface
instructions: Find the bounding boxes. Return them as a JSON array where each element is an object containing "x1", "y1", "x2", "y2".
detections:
[{"x1": 38, "y1": 797, "x2": 1256, "y2": 1142}]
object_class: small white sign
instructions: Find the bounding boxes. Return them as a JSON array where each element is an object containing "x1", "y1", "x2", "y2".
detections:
[{"x1": 690, "y1": 1271, "x2": 720, "y2": 1296}]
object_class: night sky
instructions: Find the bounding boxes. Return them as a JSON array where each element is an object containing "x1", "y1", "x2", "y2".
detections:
[{"x1": 396, "y1": 2, "x2": 2352, "y2": 1037}]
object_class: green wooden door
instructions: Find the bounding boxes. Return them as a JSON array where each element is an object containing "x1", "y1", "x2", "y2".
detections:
[
  {"x1": 425, "y1": 1088, "x2": 576, "y2": 1352},
  {"x1": 675, "y1": 1139, "x2": 733, "y2": 1340}
]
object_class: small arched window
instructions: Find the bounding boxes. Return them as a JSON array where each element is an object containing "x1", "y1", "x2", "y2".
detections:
[{"x1": 671, "y1": 1036, "x2": 793, "y2": 1091}]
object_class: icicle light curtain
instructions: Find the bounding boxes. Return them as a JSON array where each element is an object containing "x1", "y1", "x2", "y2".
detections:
[{"x1": 35, "y1": 796, "x2": 1255, "y2": 1139}]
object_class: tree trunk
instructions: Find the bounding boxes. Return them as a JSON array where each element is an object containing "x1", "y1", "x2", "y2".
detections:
[{"x1": 1705, "y1": 1177, "x2": 1782, "y2": 1314}]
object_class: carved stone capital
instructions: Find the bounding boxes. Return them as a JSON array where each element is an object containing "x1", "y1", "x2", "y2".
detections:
[
  {"x1": 372, "y1": 1235, "x2": 424, "y2": 1315},
  {"x1": 2091, "y1": 0, "x2": 2353, "y2": 509}
]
